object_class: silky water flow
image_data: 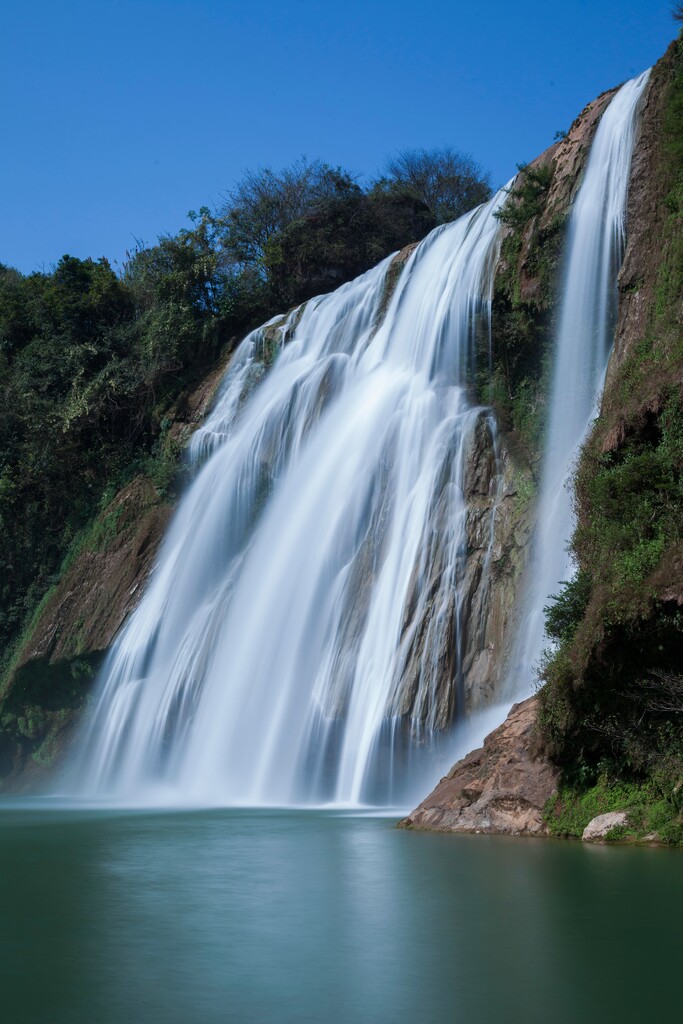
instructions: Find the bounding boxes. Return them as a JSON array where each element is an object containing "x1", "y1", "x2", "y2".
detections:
[
  {"x1": 504, "y1": 69, "x2": 651, "y2": 699},
  {"x1": 66, "y1": 71, "x2": 650, "y2": 806},
  {"x1": 67, "y1": 193, "x2": 507, "y2": 806}
]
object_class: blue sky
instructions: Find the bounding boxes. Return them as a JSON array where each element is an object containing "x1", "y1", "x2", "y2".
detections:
[{"x1": 1, "y1": 0, "x2": 676, "y2": 274}]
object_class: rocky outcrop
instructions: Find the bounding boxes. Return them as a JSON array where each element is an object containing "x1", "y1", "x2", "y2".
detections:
[
  {"x1": 609, "y1": 57, "x2": 667, "y2": 381},
  {"x1": 460, "y1": 422, "x2": 535, "y2": 713},
  {"x1": 499, "y1": 86, "x2": 617, "y2": 307},
  {"x1": 541, "y1": 88, "x2": 618, "y2": 226},
  {"x1": 399, "y1": 697, "x2": 558, "y2": 835},
  {"x1": 381, "y1": 414, "x2": 535, "y2": 727}
]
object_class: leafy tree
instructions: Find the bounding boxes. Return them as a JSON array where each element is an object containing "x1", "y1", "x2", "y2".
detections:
[
  {"x1": 125, "y1": 214, "x2": 220, "y2": 314},
  {"x1": 378, "y1": 147, "x2": 491, "y2": 223},
  {"x1": 494, "y1": 162, "x2": 554, "y2": 230},
  {"x1": 266, "y1": 191, "x2": 434, "y2": 306},
  {"x1": 218, "y1": 158, "x2": 360, "y2": 271}
]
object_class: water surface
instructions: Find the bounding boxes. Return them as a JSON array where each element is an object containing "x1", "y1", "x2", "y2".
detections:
[{"x1": 0, "y1": 807, "x2": 679, "y2": 1024}]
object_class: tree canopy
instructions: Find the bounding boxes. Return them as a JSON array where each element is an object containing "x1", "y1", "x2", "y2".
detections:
[
  {"x1": 0, "y1": 144, "x2": 492, "y2": 673},
  {"x1": 379, "y1": 147, "x2": 492, "y2": 224}
]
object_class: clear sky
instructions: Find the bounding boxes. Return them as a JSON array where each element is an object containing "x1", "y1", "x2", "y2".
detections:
[{"x1": 1, "y1": 0, "x2": 677, "y2": 274}]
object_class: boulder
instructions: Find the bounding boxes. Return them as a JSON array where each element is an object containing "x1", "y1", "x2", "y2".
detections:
[
  {"x1": 399, "y1": 696, "x2": 559, "y2": 836},
  {"x1": 582, "y1": 812, "x2": 629, "y2": 842}
]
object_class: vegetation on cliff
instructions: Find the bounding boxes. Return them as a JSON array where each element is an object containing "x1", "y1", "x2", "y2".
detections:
[
  {"x1": 484, "y1": 161, "x2": 561, "y2": 461},
  {"x1": 539, "y1": 37, "x2": 683, "y2": 842},
  {"x1": 0, "y1": 149, "x2": 490, "y2": 777}
]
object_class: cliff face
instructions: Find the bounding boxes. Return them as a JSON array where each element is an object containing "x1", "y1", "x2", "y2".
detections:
[
  {"x1": 405, "y1": 38, "x2": 683, "y2": 842},
  {"x1": 0, "y1": 360, "x2": 230, "y2": 785},
  {"x1": 534, "y1": 38, "x2": 683, "y2": 840},
  {"x1": 397, "y1": 86, "x2": 621, "y2": 727}
]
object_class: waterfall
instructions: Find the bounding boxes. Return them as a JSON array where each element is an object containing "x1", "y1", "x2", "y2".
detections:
[
  {"x1": 65, "y1": 68, "x2": 650, "y2": 808},
  {"x1": 67, "y1": 189, "x2": 508, "y2": 805},
  {"x1": 506, "y1": 69, "x2": 651, "y2": 698}
]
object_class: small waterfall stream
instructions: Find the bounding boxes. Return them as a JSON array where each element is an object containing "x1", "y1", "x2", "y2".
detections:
[
  {"x1": 66, "y1": 70, "x2": 649, "y2": 807},
  {"x1": 506, "y1": 69, "x2": 651, "y2": 698}
]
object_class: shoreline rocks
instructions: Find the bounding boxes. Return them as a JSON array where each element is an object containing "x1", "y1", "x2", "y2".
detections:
[
  {"x1": 399, "y1": 696, "x2": 559, "y2": 836},
  {"x1": 582, "y1": 812, "x2": 629, "y2": 842}
]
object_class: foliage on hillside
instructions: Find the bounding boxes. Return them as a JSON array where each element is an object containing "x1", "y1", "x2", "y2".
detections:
[
  {"x1": 379, "y1": 147, "x2": 491, "y2": 224},
  {"x1": 0, "y1": 150, "x2": 490, "y2": 696},
  {"x1": 539, "y1": 37, "x2": 683, "y2": 840},
  {"x1": 481, "y1": 161, "x2": 563, "y2": 461}
]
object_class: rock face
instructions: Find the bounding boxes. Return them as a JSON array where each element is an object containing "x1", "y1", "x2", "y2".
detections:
[
  {"x1": 399, "y1": 697, "x2": 559, "y2": 836},
  {"x1": 391, "y1": 412, "x2": 535, "y2": 726},
  {"x1": 460, "y1": 421, "x2": 534, "y2": 713},
  {"x1": 498, "y1": 86, "x2": 617, "y2": 307},
  {"x1": 15, "y1": 477, "x2": 171, "y2": 669},
  {"x1": 541, "y1": 88, "x2": 618, "y2": 226},
  {"x1": 608, "y1": 59, "x2": 665, "y2": 381}
]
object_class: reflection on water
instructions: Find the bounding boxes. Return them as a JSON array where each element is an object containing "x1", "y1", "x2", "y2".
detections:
[{"x1": 0, "y1": 807, "x2": 680, "y2": 1024}]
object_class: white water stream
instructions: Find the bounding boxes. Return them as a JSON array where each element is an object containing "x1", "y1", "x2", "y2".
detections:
[
  {"x1": 66, "y1": 70, "x2": 649, "y2": 806},
  {"x1": 505, "y1": 69, "x2": 650, "y2": 698}
]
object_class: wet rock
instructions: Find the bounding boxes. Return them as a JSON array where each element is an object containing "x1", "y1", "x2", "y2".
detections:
[
  {"x1": 461, "y1": 435, "x2": 535, "y2": 714},
  {"x1": 399, "y1": 697, "x2": 559, "y2": 836},
  {"x1": 463, "y1": 414, "x2": 497, "y2": 498}
]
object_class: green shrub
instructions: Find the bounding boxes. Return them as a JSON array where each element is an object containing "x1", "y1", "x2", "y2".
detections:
[{"x1": 544, "y1": 571, "x2": 592, "y2": 645}]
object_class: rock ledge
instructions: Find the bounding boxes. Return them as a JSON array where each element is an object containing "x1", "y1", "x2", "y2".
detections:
[{"x1": 399, "y1": 697, "x2": 558, "y2": 836}]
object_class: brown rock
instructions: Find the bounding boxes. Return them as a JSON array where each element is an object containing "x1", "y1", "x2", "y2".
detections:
[
  {"x1": 608, "y1": 63, "x2": 662, "y2": 380},
  {"x1": 541, "y1": 88, "x2": 618, "y2": 226},
  {"x1": 14, "y1": 477, "x2": 172, "y2": 669},
  {"x1": 498, "y1": 87, "x2": 617, "y2": 306},
  {"x1": 399, "y1": 697, "x2": 558, "y2": 836}
]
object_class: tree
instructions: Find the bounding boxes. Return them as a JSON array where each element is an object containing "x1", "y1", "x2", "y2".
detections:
[
  {"x1": 379, "y1": 147, "x2": 491, "y2": 224},
  {"x1": 124, "y1": 208, "x2": 222, "y2": 315},
  {"x1": 265, "y1": 191, "x2": 435, "y2": 306},
  {"x1": 674, "y1": 3, "x2": 683, "y2": 22},
  {"x1": 217, "y1": 158, "x2": 360, "y2": 271}
]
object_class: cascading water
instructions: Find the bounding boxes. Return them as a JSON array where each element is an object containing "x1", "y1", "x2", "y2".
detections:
[
  {"x1": 506, "y1": 69, "x2": 651, "y2": 697},
  {"x1": 65, "y1": 69, "x2": 649, "y2": 808},
  {"x1": 67, "y1": 188, "x2": 508, "y2": 806}
]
